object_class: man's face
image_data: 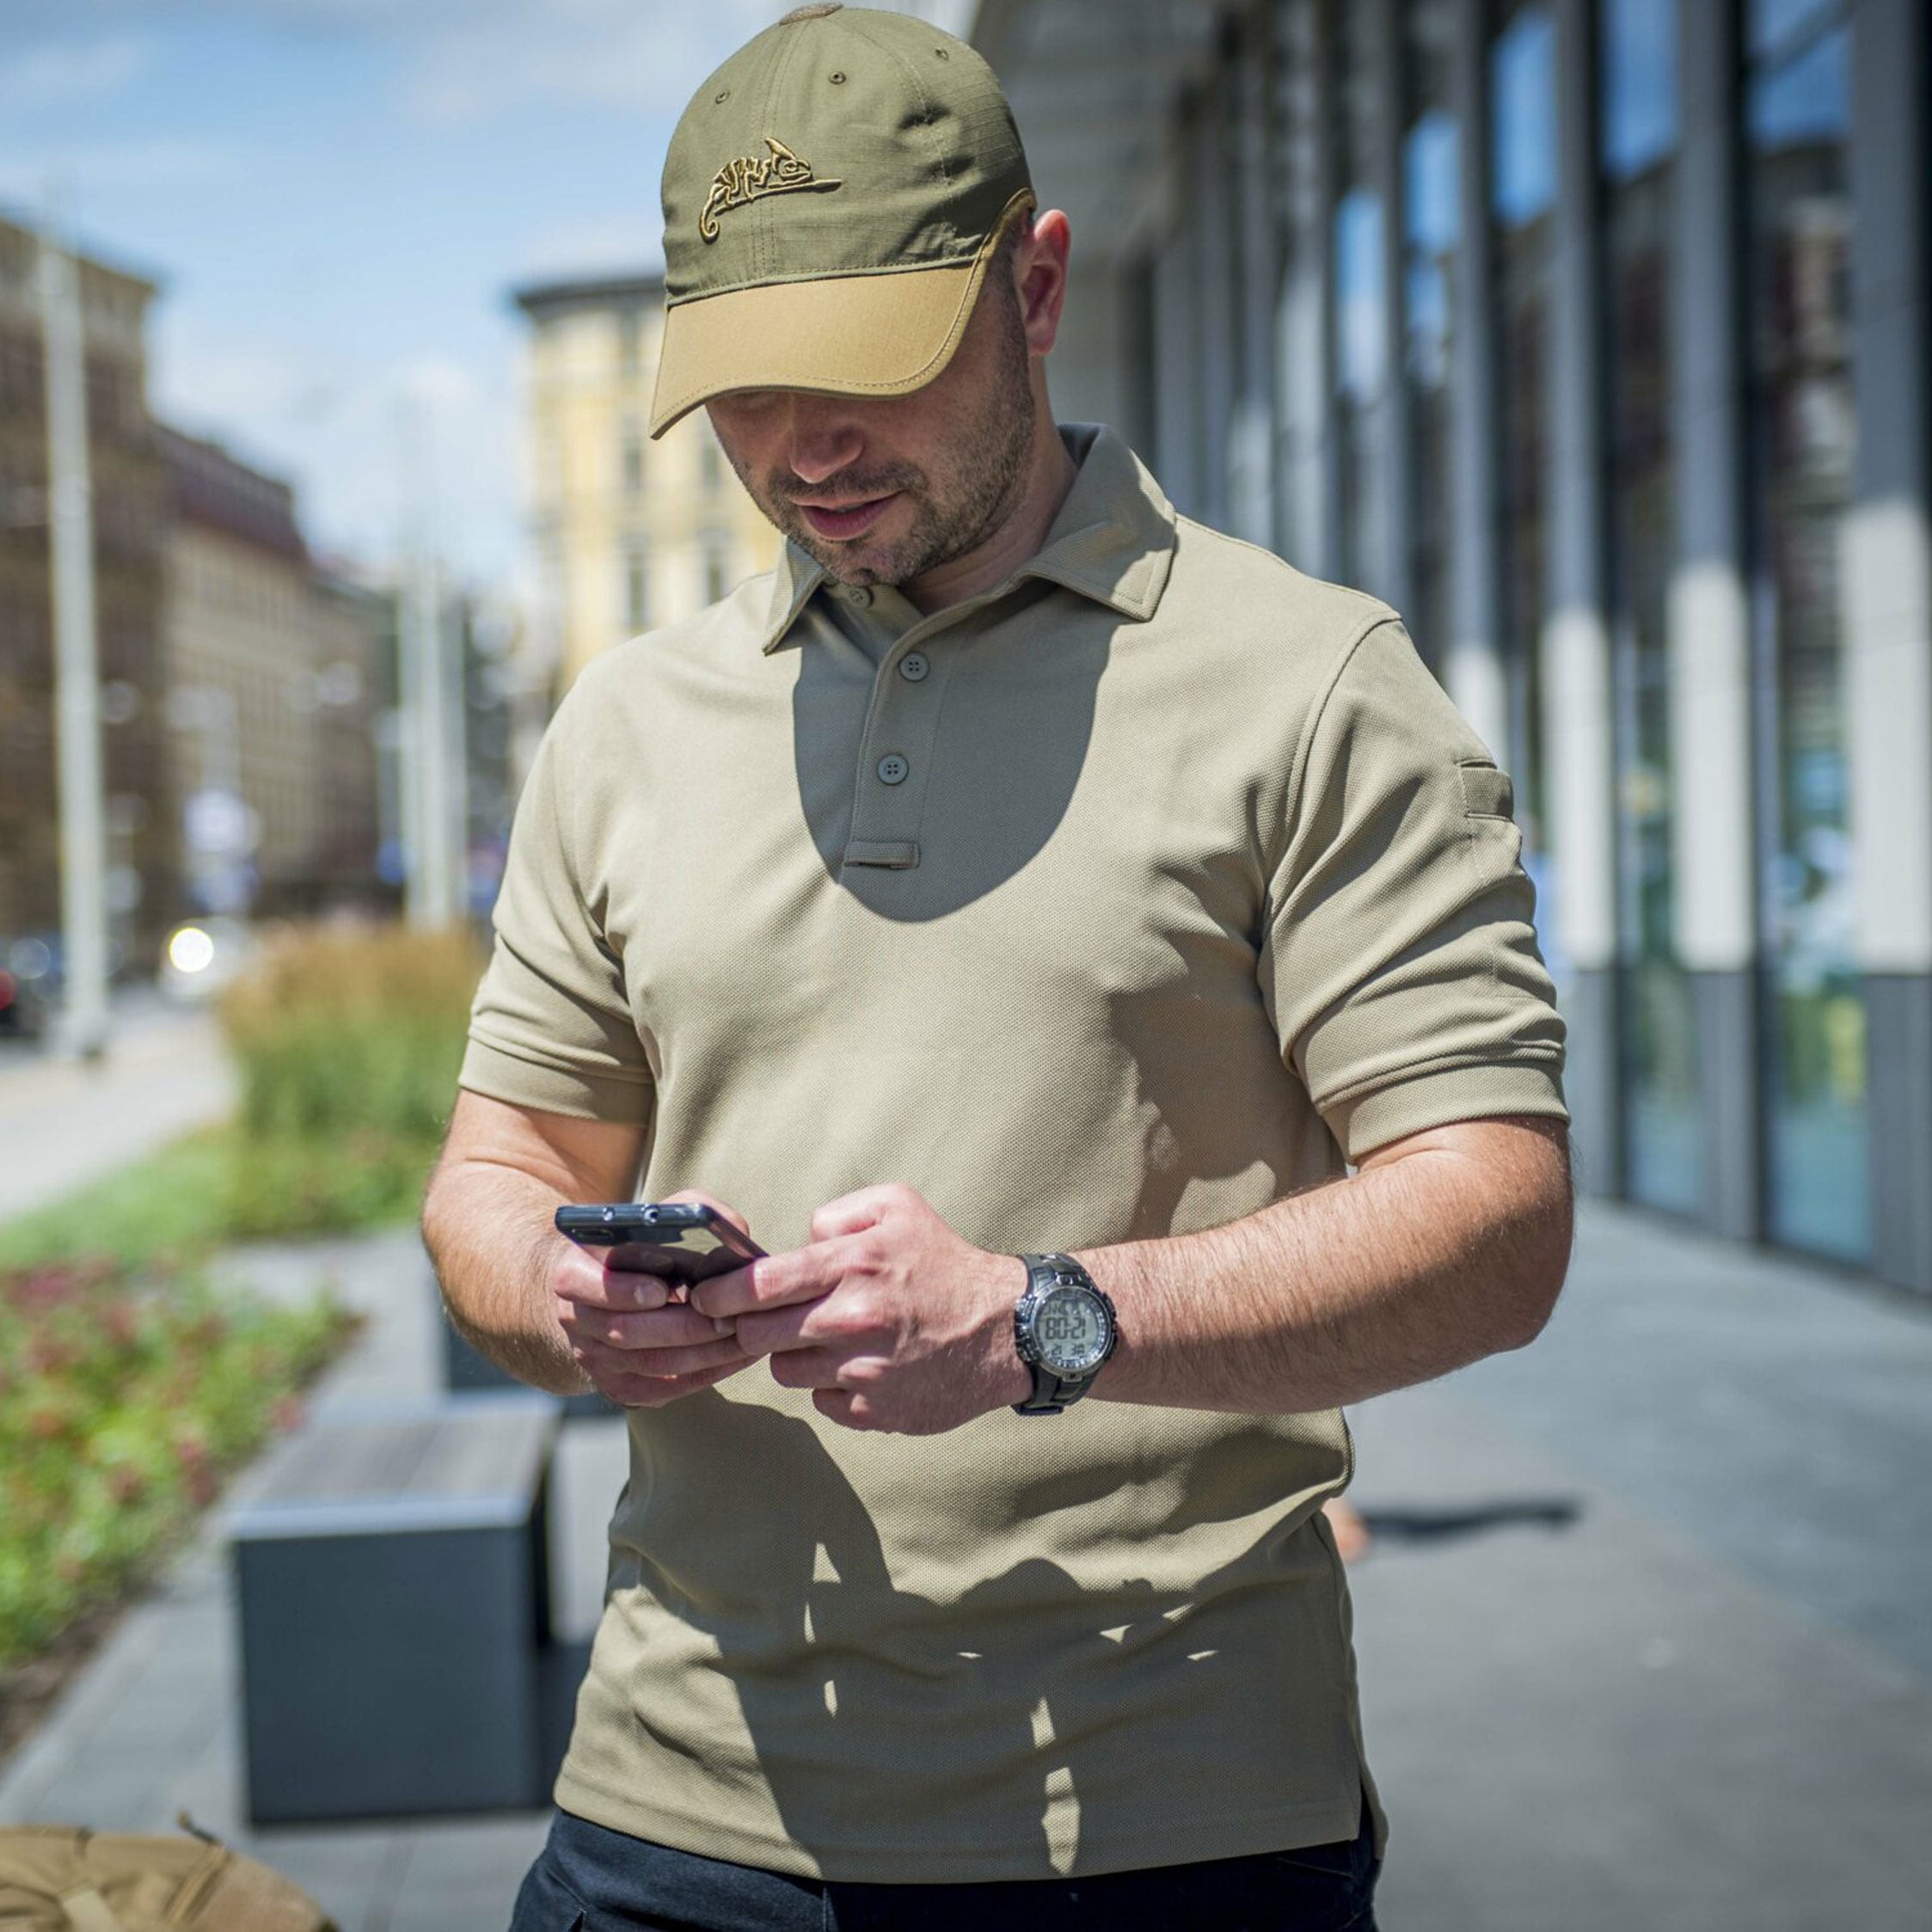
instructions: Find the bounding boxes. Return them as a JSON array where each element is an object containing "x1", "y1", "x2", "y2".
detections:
[{"x1": 706, "y1": 256, "x2": 1037, "y2": 590}]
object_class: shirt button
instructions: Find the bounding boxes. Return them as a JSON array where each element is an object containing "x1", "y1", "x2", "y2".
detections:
[
  {"x1": 899, "y1": 652, "x2": 930, "y2": 683},
  {"x1": 843, "y1": 586, "x2": 873, "y2": 608},
  {"x1": 876, "y1": 753, "x2": 909, "y2": 786}
]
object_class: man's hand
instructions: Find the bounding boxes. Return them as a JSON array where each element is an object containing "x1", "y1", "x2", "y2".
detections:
[
  {"x1": 693, "y1": 1185, "x2": 1029, "y2": 1433},
  {"x1": 554, "y1": 1190, "x2": 757, "y2": 1408}
]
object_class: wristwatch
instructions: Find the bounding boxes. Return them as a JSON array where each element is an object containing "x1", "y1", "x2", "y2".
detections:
[{"x1": 1011, "y1": 1253, "x2": 1119, "y2": 1415}]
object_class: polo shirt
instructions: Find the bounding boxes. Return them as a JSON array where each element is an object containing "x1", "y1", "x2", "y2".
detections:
[{"x1": 460, "y1": 423, "x2": 1567, "y2": 1883}]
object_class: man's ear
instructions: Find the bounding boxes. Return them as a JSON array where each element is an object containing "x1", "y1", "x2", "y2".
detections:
[{"x1": 1017, "y1": 208, "x2": 1073, "y2": 358}]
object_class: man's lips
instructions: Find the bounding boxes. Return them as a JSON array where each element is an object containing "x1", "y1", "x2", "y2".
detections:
[{"x1": 796, "y1": 494, "x2": 897, "y2": 542}]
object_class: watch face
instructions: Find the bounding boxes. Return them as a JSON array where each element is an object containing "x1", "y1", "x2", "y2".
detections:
[{"x1": 1034, "y1": 1285, "x2": 1113, "y2": 1374}]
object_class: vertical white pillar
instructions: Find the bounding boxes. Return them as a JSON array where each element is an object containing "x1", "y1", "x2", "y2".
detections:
[
  {"x1": 1273, "y1": 0, "x2": 1337, "y2": 578},
  {"x1": 1444, "y1": 0, "x2": 1508, "y2": 760},
  {"x1": 38, "y1": 212, "x2": 111, "y2": 1060},
  {"x1": 1230, "y1": 6, "x2": 1279, "y2": 550},
  {"x1": 1153, "y1": 122, "x2": 1203, "y2": 519},
  {"x1": 1371, "y1": 0, "x2": 1413, "y2": 617},
  {"x1": 1544, "y1": 0, "x2": 1620, "y2": 1187}
]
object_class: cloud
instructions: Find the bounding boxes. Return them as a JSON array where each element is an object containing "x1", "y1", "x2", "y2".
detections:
[
  {"x1": 150, "y1": 320, "x2": 522, "y2": 581},
  {"x1": 0, "y1": 33, "x2": 151, "y2": 107},
  {"x1": 512, "y1": 212, "x2": 664, "y2": 282},
  {"x1": 0, "y1": 138, "x2": 239, "y2": 201},
  {"x1": 398, "y1": 0, "x2": 782, "y2": 125}
]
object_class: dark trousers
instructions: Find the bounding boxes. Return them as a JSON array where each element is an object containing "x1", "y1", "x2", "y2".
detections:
[{"x1": 508, "y1": 1804, "x2": 1379, "y2": 1932}]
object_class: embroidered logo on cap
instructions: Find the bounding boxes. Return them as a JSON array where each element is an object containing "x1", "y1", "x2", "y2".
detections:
[{"x1": 699, "y1": 137, "x2": 843, "y2": 242}]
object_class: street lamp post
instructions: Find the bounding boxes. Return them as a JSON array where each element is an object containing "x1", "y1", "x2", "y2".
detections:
[{"x1": 38, "y1": 205, "x2": 112, "y2": 1060}]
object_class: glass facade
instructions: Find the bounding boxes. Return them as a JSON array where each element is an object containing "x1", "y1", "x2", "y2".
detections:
[
  {"x1": 1601, "y1": 0, "x2": 1698, "y2": 1215},
  {"x1": 1128, "y1": 0, "x2": 1930, "y2": 1285},
  {"x1": 1745, "y1": 3, "x2": 1867, "y2": 1261},
  {"x1": 1402, "y1": 0, "x2": 1458, "y2": 669},
  {"x1": 1488, "y1": 2, "x2": 1555, "y2": 876}
]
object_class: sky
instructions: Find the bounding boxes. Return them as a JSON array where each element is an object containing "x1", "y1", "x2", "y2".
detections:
[{"x1": 0, "y1": 0, "x2": 811, "y2": 587}]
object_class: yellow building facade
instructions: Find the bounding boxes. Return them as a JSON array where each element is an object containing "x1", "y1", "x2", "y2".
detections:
[{"x1": 512, "y1": 273, "x2": 778, "y2": 694}]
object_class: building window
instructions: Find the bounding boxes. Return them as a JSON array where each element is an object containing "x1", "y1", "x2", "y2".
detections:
[
  {"x1": 1745, "y1": 1, "x2": 1865, "y2": 1260},
  {"x1": 1402, "y1": 0, "x2": 1458, "y2": 668},
  {"x1": 623, "y1": 546, "x2": 649, "y2": 632},
  {"x1": 700, "y1": 532, "x2": 732, "y2": 607},
  {"x1": 699, "y1": 432, "x2": 728, "y2": 497},
  {"x1": 620, "y1": 415, "x2": 644, "y2": 496},
  {"x1": 1331, "y1": 1, "x2": 1387, "y2": 599},
  {"x1": 1488, "y1": 0, "x2": 1556, "y2": 870},
  {"x1": 1601, "y1": 0, "x2": 1696, "y2": 1217}
]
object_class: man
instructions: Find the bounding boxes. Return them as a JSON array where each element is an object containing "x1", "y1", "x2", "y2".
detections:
[{"x1": 426, "y1": 7, "x2": 1571, "y2": 1927}]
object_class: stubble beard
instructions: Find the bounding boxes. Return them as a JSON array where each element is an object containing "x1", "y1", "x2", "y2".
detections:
[{"x1": 755, "y1": 306, "x2": 1039, "y2": 590}]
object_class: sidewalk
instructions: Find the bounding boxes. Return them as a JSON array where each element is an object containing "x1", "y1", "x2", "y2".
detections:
[
  {"x1": 2, "y1": 1205, "x2": 1929, "y2": 1930},
  {"x1": 0, "y1": 997, "x2": 235, "y2": 1224}
]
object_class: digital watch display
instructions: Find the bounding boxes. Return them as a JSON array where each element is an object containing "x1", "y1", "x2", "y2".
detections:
[{"x1": 1012, "y1": 1253, "x2": 1119, "y2": 1415}]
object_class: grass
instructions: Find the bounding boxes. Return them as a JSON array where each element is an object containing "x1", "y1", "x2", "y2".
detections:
[
  {"x1": 0, "y1": 1253, "x2": 357, "y2": 1668},
  {"x1": 0, "y1": 922, "x2": 482, "y2": 1271},
  {"x1": 0, "y1": 920, "x2": 480, "y2": 1690}
]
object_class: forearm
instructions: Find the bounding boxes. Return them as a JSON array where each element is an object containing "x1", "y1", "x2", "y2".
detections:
[
  {"x1": 1083, "y1": 1117, "x2": 1572, "y2": 1415},
  {"x1": 423, "y1": 1151, "x2": 592, "y2": 1394}
]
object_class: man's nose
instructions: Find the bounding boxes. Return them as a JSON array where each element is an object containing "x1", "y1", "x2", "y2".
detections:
[{"x1": 784, "y1": 398, "x2": 865, "y2": 485}]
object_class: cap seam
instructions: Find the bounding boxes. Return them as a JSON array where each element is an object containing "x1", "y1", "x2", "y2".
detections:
[
  {"x1": 665, "y1": 249, "x2": 981, "y2": 307},
  {"x1": 755, "y1": 26, "x2": 807, "y2": 282},
  {"x1": 842, "y1": 11, "x2": 955, "y2": 200}
]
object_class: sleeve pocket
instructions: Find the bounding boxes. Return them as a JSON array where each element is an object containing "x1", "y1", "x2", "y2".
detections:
[{"x1": 1457, "y1": 759, "x2": 1515, "y2": 821}]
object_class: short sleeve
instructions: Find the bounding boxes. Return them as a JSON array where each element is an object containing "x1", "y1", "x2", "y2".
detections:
[
  {"x1": 459, "y1": 701, "x2": 653, "y2": 1125},
  {"x1": 1258, "y1": 618, "x2": 1567, "y2": 1160}
]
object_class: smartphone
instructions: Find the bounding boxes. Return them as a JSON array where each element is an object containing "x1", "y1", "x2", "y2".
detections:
[{"x1": 554, "y1": 1201, "x2": 764, "y2": 1289}]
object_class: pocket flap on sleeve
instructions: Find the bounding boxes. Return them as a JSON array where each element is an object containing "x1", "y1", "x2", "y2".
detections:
[{"x1": 1457, "y1": 760, "x2": 1515, "y2": 821}]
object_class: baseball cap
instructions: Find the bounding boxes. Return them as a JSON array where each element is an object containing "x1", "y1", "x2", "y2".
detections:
[{"x1": 649, "y1": 3, "x2": 1035, "y2": 439}]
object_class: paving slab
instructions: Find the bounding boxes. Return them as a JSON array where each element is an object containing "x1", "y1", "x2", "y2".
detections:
[{"x1": 1348, "y1": 1382, "x2": 1932, "y2": 1932}]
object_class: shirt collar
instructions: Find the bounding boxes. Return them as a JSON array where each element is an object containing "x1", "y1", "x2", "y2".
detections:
[{"x1": 759, "y1": 423, "x2": 1178, "y2": 653}]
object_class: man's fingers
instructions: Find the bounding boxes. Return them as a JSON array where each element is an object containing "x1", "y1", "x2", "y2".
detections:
[
  {"x1": 807, "y1": 1184, "x2": 910, "y2": 1243},
  {"x1": 562, "y1": 1299, "x2": 730, "y2": 1352},
  {"x1": 659, "y1": 1187, "x2": 754, "y2": 1237},
  {"x1": 553, "y1": 1248, "x2": 677, "y2": 1313},
  {"x1": 573, "y1": 1333, "x2": 749, "y2": 1380},
  {"x1": 601, "y1": 1358, "x2": 749, "y2": 1408},
  {"x1": 691, "y1": 1241, "x2": 849, "y2": 1320}
]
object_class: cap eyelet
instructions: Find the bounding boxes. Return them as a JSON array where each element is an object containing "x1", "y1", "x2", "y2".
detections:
[
  {"x1": 714, "y1": 89, "x2": 730, "y2": 103},
  {"x1": 829, "y1": 70, "x2": 846, "y2": 83},
  {"x1": 934, "y1": 46, "x2": 950, "y2": 58}
]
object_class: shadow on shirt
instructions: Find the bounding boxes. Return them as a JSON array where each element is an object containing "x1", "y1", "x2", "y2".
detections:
[
  {"x1": 789, "y1": 587, "x2": 1110, "y2": 923},
  {"x1": 617, "y1": 1395, "x2": 1346, "y2": 1878}
]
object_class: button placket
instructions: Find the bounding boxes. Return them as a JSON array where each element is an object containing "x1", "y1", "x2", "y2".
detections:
[{"x1": 843, "y1": 615, "x2": 964, "y2": 874}]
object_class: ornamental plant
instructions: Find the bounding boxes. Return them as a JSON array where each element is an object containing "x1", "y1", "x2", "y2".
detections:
[{"x1": 0, "y1": 1255, "x2": 353, "y2": 1665}]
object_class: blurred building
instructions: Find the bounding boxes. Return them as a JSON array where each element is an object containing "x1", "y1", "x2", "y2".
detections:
[
  {"x1": 309, "y1": 566, "x2": 399, "y2": 911},
  {"x1": 158, "y1": 426, "x2": 320, "y2": 915},
  {"x1": 158, "y1": 429, "x2": 403, "y2": 920},
  {"x1": 508, "y1": 273, "x2": 781, "y2": 694},
  {"x1": 979, "y1": 0, "x2": 1930, "y2": 1297},
  {"x1": 0, "y1": 212, "x2": 173, "y2": 969}
]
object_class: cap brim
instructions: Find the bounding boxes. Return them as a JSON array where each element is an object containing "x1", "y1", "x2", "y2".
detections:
[{"x1": 648, "y1": 191, "x2": 1033, "y2": 438}]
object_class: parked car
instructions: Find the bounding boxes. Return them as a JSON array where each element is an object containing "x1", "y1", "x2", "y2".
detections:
[{"x1": 0, "y1": 936, "x2": 56, "y2": 1040}]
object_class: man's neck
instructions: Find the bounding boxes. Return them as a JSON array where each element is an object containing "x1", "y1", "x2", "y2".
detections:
[{"x1": 899, "y1": 414, "x2": 1079, "y2": 616}]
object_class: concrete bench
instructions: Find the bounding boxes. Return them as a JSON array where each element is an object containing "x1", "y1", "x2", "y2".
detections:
[{"x1": 230, "y1": 1391, "x2": 563, "y2": 1825}]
